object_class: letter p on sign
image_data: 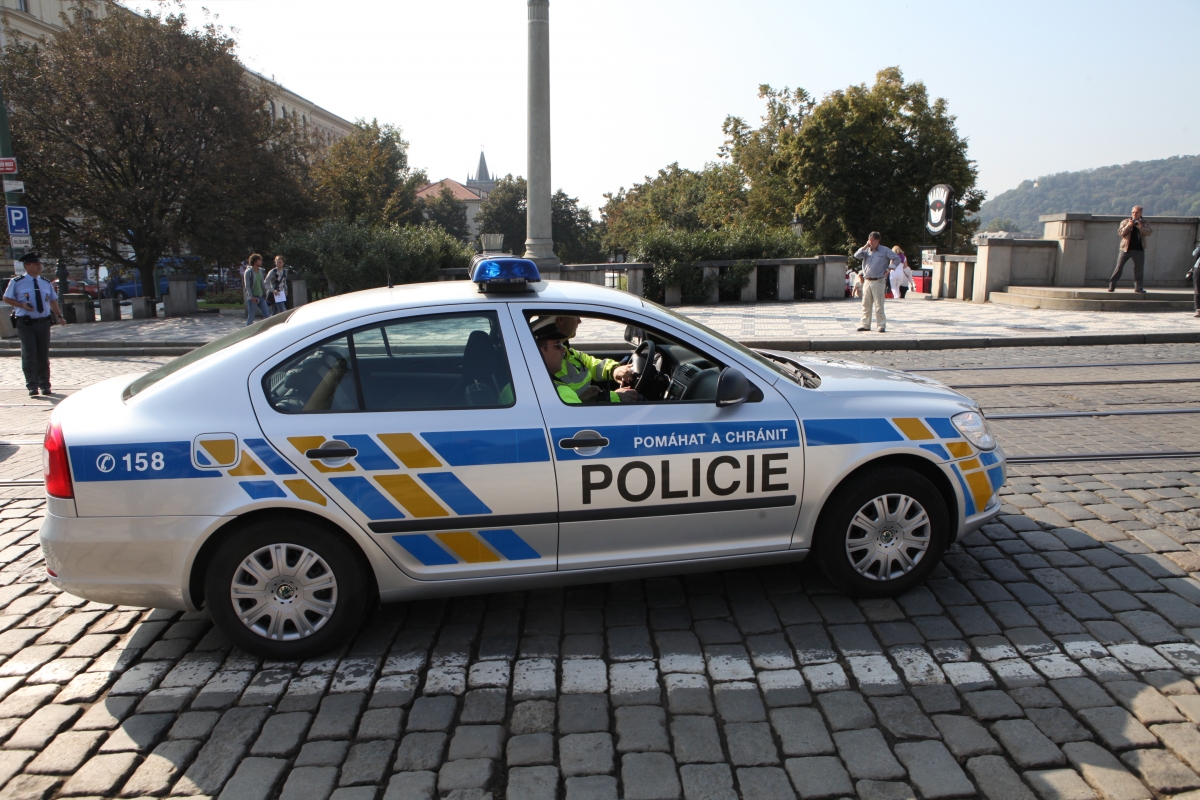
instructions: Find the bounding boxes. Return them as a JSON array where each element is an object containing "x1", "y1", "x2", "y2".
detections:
[{"x1": 6, "y1": 206, "x2": 29, "y2": 236}]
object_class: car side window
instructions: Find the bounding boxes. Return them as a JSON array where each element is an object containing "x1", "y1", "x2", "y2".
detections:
[
  {"x1": 264, "y1": 311, "x2": 515, "y2": 414},
  {"x1": 265, "y1": 335, "x2": 358, "y2": 413}
]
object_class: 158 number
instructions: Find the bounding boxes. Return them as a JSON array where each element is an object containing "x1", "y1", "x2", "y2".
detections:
[{"x1": 121, "y1": 452, "x2": 165, "y2": 472}]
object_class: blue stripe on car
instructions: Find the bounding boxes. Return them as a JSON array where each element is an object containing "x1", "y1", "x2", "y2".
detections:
[
  {"x1": 393, "y1": 534, "x2": 457, "y2": 566},
  {"x1": 328, "y1": 476, "x2": 402, "y2": 520},
  {"x1": 244, "y1": 438, "x2": 298, "y2": 475},
  {"x1": 239, "y1": 480, "x2": 287, "y2": 500},
  {"x1": 479, "y1": 529, "x2": 541, "y2": 560},
  {"x1": 420, "y1": 429, "x2": 550, "y2": 466},
  {"x1": 802, "y1": 419, "x2": 903, "y2": 447},
  {"x1": 336, "y1": 434, "x2": 399, "y2": 471},
  {"x1": 418, "y1": 472, "x2": 492, "y2": 515}
]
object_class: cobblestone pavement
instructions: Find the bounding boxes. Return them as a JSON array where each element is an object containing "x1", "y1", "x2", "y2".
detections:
[
  {"x1": 5, "y1": 296, "x2": 1200, "y2": 350},
  {"x1": 5, "y1": 349, "x2": 1200, "y2": 799}
]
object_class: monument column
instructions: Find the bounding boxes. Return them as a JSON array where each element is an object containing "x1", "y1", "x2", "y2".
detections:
[{"x1": 524, "y1": 0, "x2": 560, "y2": 268}]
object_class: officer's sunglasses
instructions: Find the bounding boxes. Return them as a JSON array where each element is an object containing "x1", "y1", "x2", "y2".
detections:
[{"x1": 539, "y1": 341, "x2": 566, "y2": 351}]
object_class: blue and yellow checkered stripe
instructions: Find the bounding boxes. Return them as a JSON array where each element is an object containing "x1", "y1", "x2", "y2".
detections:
[{"x1": 802, "y1": 416, "x2": 1004, "y2": 517}]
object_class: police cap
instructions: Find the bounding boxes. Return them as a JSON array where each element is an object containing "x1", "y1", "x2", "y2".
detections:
[
  {"x1": 18, "y1": 252, "x2": 42, "y2": 264},
  {"x1": 530, "y1": 316, "x2": 567, "y2": 341}
]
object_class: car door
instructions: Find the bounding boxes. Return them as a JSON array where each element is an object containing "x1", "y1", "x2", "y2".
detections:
[
  {"x1": 250, "y1": 304, "x2": 558, "y2": 580},
  {"x1": 511, "y1": 303, "x2": 803, "y2": 570}
]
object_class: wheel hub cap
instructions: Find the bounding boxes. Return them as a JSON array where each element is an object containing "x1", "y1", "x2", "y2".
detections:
[
  {"x1": 844, "y1": 493, "x2": 932, "y2": 581},
  {"x1": 230, "y1": 543, "x2": 338, "y2": 641}
]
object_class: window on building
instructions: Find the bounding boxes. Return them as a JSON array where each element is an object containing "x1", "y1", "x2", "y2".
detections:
[
  {"x1": 17, "y1": 0, "x2": 29, "y2": 13},
  {"x1": 268, "y1": 101, "x2": 275, "y2": 120}
]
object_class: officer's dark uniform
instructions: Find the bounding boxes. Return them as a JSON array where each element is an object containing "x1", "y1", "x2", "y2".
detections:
[{"x1": 3, "y1": 253, "x2": 63, "y2": 396}]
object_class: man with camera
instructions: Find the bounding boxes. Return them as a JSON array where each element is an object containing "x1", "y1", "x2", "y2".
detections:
[{"x1": 1108, "y1": 205, "x2": 1152, "y2": 294}]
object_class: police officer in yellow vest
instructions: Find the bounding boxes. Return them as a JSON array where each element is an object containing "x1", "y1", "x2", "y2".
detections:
[{"x1": 533, "y1": 316, "x2": 638, "y2": 404}]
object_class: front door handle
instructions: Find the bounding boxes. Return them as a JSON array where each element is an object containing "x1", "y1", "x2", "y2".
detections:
[
  {"x1": 558, "y1": 436, "x2": 610, "y2": 450},
  {"x1": 306, "y1": 447, "x2": 358, "y2": 459}
]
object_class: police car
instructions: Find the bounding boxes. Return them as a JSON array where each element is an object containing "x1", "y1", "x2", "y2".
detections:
[{"x1": 39, "y1": 257, "x2": 1005, "y2": 658}]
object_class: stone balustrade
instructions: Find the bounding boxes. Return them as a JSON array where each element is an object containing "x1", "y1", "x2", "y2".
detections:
[{"x1": 437, "y1": 256, "x2": 849, "y2": 304}]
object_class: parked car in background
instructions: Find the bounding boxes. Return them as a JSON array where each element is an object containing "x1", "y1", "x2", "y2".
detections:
[{"x1": 66, "y1": 279, "x2": 99, "y2": 299}]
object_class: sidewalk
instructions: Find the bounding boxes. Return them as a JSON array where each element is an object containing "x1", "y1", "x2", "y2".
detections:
[{"x1": 3, "y1": 295, "x2": 1200, "y2": 354}]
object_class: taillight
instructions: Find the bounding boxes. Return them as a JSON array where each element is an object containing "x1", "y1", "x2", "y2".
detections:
[{"x1": 44, "y1": 420, "x2": 73, "y2": 499}]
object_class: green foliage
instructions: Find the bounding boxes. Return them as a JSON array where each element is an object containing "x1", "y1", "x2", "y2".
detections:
[
  {"x1": 601, "y1": 162, "x2": 748, "y2": 254},
  {"x1": 634, "y1": 225, "x2": 807, "y2": 304},
  {"x1": 775, "y1": 68, "x2": 982, "y2": 257},
  {"x1": 985, "y1": 218, "x2": 1021, "y2": 232},
  {"x1": 276, "y1": 219, "x2": 472, "y2": 294},
  {"x1": 977, "y1": 155, "x2": 1200, "y2": 233},
  {"x1": 474, "y1": 175, "x2": 604, "y2": 263},
  {"x1": 421, "y1": 185, "x2": 469, "y2": 241},
  {"x1": 721, "y1": 85, "x2": 813, "y2": 227},
  {"x1": 313, "y1": 119, "x2": 426, "y2": 227},
  {"x1": 0, "y1": 1, "x2": 316, "y2": 298},
  {"x1": 474, "y1": 174, "x2": 526, "y2": 255}
]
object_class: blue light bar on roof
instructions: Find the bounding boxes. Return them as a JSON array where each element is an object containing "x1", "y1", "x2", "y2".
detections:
[{"x1": 471, "y1": 257, "x2": 541, "y2": 291}]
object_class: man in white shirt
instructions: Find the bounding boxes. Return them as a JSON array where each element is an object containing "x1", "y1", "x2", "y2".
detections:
[{"x1": 2, "y1": 252, "x2": 67, "y2": 396}]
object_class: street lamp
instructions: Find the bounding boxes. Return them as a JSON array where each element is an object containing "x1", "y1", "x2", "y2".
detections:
[{"x1": 789, "y1": 214, "x2": 804, "y2": 237}]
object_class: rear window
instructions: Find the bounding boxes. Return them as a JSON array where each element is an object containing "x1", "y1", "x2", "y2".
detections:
[{"x1": 122, "y1": 309, "x2": 296, "y2": 401}]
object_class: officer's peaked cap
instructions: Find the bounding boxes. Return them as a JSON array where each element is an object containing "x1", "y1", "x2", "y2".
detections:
[
  {"x1": 18, "y1": 252, "x2": 42, "y2": 264},
  {"x1": 530, "y1": 316, "x2": 567, "y2": 341}
]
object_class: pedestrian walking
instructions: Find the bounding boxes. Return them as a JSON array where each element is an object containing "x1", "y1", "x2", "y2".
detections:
[
  {"x1": 267, "y1": 256, "x2": 289, "y2": 315},
  {"x1": 1108, "y1": 205, "x2": 1153, "y2": 293},
  {"x1": 854, "y1": 232, "x2": 901, "y2": 332},
  {"x1": 890, "y1": 246, "x2": 912, "y2": 299},
  {"x1": 2, "y1": 252, "x2": 67, "y2": 396},
  {"x1": 851, "y1": 270, "x2": 864, "y2": 298},
  {"x1": 1190, "y1": 241, "x2": 1200, "y2": 318},
  {"x1": 243, "y1": 254, "x2": 270, "y2": 326}
]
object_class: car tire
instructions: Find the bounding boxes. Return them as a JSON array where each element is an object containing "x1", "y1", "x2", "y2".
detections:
[
  {"x1": 813, "y1": 466, "x2": 950, "y2": 597},
  {"x1": 205, "y1": 519, "x2": 369, "y2": 659}
]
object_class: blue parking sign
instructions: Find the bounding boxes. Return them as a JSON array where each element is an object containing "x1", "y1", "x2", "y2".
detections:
[{"x1": 6, "y1": 206, "x2": 29, "y2": 236}]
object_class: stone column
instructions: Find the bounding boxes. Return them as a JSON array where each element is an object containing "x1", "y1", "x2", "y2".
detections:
[{"x1": 524, "y1": 0, "x2": 560, "y2": 268}]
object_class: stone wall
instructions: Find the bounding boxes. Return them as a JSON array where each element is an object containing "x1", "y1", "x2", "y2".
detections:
[{"x1": 971, "y1": 213, "x2": 1200, "y2": 302}]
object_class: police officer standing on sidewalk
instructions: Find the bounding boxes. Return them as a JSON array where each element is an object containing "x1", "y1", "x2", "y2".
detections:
[{"x1": 2, "y1": 252, "x2": 66, "y2": 396}]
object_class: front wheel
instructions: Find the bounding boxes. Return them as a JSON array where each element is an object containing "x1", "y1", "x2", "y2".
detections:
[
  {"x1": 114, "y1": 291, "x2": 127, "y2": 301},
  {"x1": 813, "y1": 466, "x2": 950, "y2": 597},
  {"x1": 205, "y1": 519, "x2": 369, "y2": 659}
]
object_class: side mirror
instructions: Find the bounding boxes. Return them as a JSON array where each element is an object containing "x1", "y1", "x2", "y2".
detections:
[
  {"x1": 716, "y1": 367, "x2": 751, "y2": 408},
  {"x1": 624, "y1": 325, "x2": 644, "y2": 346}
]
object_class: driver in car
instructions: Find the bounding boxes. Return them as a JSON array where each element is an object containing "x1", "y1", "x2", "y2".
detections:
[
  {"x1": 531, "y1": 316, "x2": 637, "y2": 403},
  {"x1": 534, "y1": 318, "x2": 638, "y2": 404}
]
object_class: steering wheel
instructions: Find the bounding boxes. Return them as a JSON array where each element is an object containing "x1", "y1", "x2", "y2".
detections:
[{"x1": 632, "y1": 340, "x2": 658, "y2": 396}]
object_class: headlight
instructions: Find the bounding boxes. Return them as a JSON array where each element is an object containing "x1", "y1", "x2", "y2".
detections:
[{"x1": 952, "y1": 411, "x2": 996, "y2": 451}]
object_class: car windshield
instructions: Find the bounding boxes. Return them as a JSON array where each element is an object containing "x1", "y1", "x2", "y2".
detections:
[
  {"x1": 646, "y1": 299, "x2": 802, "y2": 385},
  {"x1": 122, "y1": 309, "x2": 296, "y2": 401}
]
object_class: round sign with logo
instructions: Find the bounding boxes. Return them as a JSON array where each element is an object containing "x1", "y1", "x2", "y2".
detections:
[{"x1": 926, "y1": 184, "x2": 953, "y2": 235}]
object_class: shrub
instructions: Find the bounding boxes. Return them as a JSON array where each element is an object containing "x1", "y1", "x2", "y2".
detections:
[
  {"x1": 633, "y1": 225, "x2": 808, "y2": 303},
  {"x1": 276, "y1": 219, "x2": 474, "y2": 295}
]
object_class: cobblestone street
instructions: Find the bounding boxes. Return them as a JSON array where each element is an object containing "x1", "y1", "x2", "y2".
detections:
[{"x1": 5, "y1": 346, "x2": 1200, "y2": 800}]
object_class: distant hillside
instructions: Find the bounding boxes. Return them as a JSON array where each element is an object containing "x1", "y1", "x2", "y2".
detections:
[{"x1": 978, "y1": 155, "x2": 1200, "y2": 233}]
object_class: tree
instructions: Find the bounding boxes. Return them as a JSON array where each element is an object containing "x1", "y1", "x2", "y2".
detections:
[
  {"x1": 312, "y1": 119, "x2": 426, "y2": 227},
  {"x1": 985, "y1": 218, "x2": 1020, "y2": 232},
  {"x1": 421, "y1": 185, "x2": 468, "y2": 241},
  {"x1": 600, "y1": 162, "x2": 747, "y2": 254},
  {"x1": 0, "y1": 1, "x2": 315, "y2": 298},
  {"x1": 721, "y1": 85, "x2": 812, "y2": 227},
  {"x1": 474, "y1": 174, "x2": 603, "y2": 263},
  {"x1": 770, "y1": 68, "x2": 983, "y2": 256}
]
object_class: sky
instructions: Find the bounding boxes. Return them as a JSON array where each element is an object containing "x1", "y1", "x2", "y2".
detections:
[{"x1": 133, "y1": 0, "x2": 1200, "y2": 216}]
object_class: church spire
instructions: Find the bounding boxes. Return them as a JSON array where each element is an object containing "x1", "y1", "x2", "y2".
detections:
[{"x1": 476, "y1": 151, "x2": 490, "y2": 183}]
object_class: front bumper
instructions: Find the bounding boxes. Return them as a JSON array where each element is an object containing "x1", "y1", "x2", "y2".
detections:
[{"x1": 39, "y1": 512, "x2": 228, "y2": 610}]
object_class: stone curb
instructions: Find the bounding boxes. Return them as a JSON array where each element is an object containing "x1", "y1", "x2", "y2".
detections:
[{"x1": 4, "y1": 329, "x2": 1200, "y2": 358}]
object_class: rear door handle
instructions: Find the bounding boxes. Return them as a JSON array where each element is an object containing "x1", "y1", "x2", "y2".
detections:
[
  {"x1": 558, "y1": 436, "x2": 610, "y2": 450},
  {"x1": 306, "y1": 447, "x2": 358, "y2": 459}
]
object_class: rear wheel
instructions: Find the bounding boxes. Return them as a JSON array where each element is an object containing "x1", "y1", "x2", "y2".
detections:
[
  {"x1": 205, "y1": 519, "x2": 369, "y2": 659},
  {"x1": 814, "y1": 466, "x2": 950, "y2": 597}
]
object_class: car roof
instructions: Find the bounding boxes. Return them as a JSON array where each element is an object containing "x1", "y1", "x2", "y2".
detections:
[{"x1": 287, "y1": 279, "x2": 647, "y2": 327}]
